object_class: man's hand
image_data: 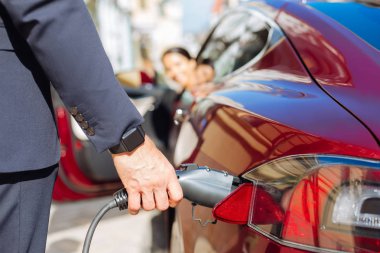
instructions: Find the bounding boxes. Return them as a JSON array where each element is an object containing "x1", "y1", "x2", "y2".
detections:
[{"x1": 111, "y1": 136, "x2": 183, "y2": 215}]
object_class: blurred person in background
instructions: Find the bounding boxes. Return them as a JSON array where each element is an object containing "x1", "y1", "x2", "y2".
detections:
[
  {"x1": 0, "y1": 1, "x2": 182, "y2": 252},
  {"x1": 117, "y1": 45, "x2": 216, "y2": 96},
  {"x1": 161, "y1": 47, "x2": 198, "y2": 91},
  {"x1": 161, "y1": 47, "x2": 215, "y2": 90}
]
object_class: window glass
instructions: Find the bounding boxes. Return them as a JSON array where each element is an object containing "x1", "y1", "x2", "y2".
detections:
[{"x1": 197, "y1": 12, "x2": 270, "y2": 80}]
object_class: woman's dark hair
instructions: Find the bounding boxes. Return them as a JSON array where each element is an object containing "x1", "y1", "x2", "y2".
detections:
[{"x1": 162, "y1": 47, "x2": 192, "y2": 60}]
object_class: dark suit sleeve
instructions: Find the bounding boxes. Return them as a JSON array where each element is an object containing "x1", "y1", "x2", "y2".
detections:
[{"x1": 0, "y1": 0, "x2": 144, "y2": 152}]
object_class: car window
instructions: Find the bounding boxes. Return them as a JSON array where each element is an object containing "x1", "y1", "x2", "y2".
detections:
[{"x1": 197, "y1": 11, "x2": 270, "y2": 80}]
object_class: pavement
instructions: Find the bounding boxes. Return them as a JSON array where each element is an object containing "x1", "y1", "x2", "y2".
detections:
[{"x1": 46, "y1": 197, "x2": 170, "y2": 253}]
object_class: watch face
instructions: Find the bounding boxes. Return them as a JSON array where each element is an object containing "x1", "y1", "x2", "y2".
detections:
[
  {"x1": 122, "y1": 126, "x2": 145, "y2": 152},
  {"x1": 108, "y1": 125, "x2": 146, "y2": 154}
]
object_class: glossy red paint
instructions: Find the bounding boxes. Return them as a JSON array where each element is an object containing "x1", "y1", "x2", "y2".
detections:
[
  {"x1": 249, "y1": 37, "x2": 312, "y2": 83},
  {"x1": 181, "y1": 102, "x2": 380, "y2": 186},
  {"x1": 276, "y1": 2, "x2": 380, "y2": 144},
  {"x1": 217, "y1": 31, "x2": 378, "y2": 152}
]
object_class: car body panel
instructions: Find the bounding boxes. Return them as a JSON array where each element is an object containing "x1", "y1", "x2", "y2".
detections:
[
  {"x1": 307, "y1": 2, "x2": 380, "y2": 51},
  {"x1": 276, "y1": 1, "x2": 380, "y2": 144}
]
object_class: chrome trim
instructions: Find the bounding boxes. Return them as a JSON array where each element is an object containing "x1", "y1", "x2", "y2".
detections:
[{"x1": 242, "y1": 154, "x2": 380, "y2": 184}]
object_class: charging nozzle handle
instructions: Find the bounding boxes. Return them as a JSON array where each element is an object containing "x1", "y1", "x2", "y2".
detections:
[
  {"x1": 176, "y1": 164, "x2": 240, "y2": 208},
  {"x1": 113, "y1": 164, "x2": 240, "y2": 210}
]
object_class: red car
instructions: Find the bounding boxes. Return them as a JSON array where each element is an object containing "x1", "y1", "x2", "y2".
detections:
[{"x1": 170, "y1": 1, "x2": 380, "y2": 253}]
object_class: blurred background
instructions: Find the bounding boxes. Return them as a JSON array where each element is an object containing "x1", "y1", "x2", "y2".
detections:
[{"x1": 85, "y1": 0, "x2": 239, "y2": 75}]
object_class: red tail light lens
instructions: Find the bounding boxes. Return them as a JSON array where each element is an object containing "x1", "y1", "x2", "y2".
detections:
[
  {"x1": 212, "y1": 183, "x2": 253, "y2": 224},
  {"x1": 212, "y1": 183, "x2": 285, "y2": 225},
  {"x1": 219, "y1": 155, "x2": 380, "y2": 252}
]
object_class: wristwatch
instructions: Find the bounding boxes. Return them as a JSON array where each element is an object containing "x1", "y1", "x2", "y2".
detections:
[{"x1": 109, "y1": 125, "x2": 145, "y2": 154}]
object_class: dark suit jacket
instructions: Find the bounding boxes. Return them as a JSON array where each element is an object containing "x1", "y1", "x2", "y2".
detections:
[{"x1": 0, "y1": 0, "x2": 143, "y2": 172}]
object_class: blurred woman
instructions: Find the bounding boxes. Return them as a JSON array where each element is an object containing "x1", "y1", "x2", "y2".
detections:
[{"x1": 161, "y1": 47, "x2": 198, "y2": 90}]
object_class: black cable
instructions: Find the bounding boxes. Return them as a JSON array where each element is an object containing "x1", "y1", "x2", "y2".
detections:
[
  {"x1": 82, "y1": 200, "x2": 116, "y2": 253},
  {"x1": 82, "y1": 189, "x2": 129, "y2": 253}
]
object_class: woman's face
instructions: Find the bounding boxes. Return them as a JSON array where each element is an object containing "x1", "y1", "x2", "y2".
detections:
[{"x1": 162, "y1": 52, "x2": 195, "y2": 88}]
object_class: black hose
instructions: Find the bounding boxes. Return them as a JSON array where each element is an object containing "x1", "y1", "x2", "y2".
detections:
[
  {"x1": 82, "y1": 200, "x2": 117, "y2": 253},
  {"x1": 82, "y1": 188, "x2": 129, "y2": 253}
]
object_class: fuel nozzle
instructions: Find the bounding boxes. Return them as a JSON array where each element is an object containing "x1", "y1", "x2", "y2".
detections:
[{"x1": 176, "y1": 164, "x2": 241, "y2": 208}]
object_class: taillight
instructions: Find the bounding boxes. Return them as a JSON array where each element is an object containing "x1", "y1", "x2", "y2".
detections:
[
  {"x1": 213, "y1": 183, "x2": 253, "y2": 224},
  {"x1": 213, "y1": 183, "x2": 285, "y2": 225},
  {"x1": 213, "y1": 155, "x2": 380, "y2": 252}
]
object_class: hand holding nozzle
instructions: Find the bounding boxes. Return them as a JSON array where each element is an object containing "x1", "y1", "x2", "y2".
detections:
[
  {"x1": 113, "y1": 163, "x2": 241, "y2": 210},
  {"x1": 111, "y1": 136, "x2": 183, "y2": 214},
  {"x1": 83, "y1": 163, "x2": 241, "y2": 253}
]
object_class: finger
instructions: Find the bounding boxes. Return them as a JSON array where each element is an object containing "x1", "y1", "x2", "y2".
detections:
[
  {"x1": 154, "y1": 190, "x2": 169, "y2": 211},
  {"x1": 128, "y1": 192, "x2": 141, "y2": 215},
  {"x1": 142, "y1": 191, "x2": 155, "y2": 211},
  {"x1": 167, "y1": 179, "x2": 183, "y2": 208}
]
